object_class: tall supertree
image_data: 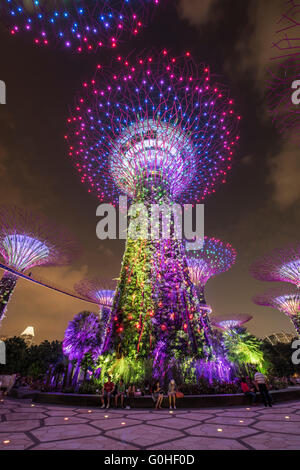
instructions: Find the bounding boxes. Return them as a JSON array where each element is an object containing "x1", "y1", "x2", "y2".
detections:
[
  {"x1": 186, "y1": 237, "x2": 237, "y2": 334},
  {"x1": 0, "y1": 0, "x2": 159, "y2": 52},
  {"x1": 66, "y1": 51, "x2": 240, "y2": 375},
  {"x1": 0, "y1": 205, "x2": 79, "y2": 325},
  {"x1": 74, "y1": 278, "x2": 116, "y2": 354},
  {"x1": 254, "y1": 287, "x2": 300, "y2": 336},
  {"x1": 250, "y1": 242, "x2": 300, "y2": 288}
]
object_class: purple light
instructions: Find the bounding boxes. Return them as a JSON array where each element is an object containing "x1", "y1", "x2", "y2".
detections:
[
  {"x1": 254, "y1": 286, "x2": 300, "y2": 334},
  {"x1": 251, "y1": 242, "x2": 300, "y2": 288},
  {"x1": 74, "y1": 278, "x2": 116, "y2": 308},
  {"x1": 0, "y1": 205, "x2": 79, "y2": 271},
  {"x1": 0, "y1": 204, "x2": 79, "y2": 324},
  {"x1": 66, "y1": 51, "x2": 241, "y2": 204},
  {"x1": 63, "y1": 311, "x2": 101, "y2": 362},
  {"x1": 211, "y1": 315, "x2": 253, "y2": 331},
  {"x1": 2, "y1": 234, "x2": 49, "y2": 271},
  {"x1": 187, "y1": 237, "x2": 237, "y2": 287},
  {"x1": 1, "y1": 0, "x2": 160, "y2": 52}
]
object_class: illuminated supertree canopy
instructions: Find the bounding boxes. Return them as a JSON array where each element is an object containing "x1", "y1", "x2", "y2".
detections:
[
  {"x1": 74, "y1": 278, "x2": 115, "y2": 309},
  {"x1": 66, "y1": 51, "x2": 241, "y2": 378},
  {"x1": 250, "y1": 242, "x2": 300, "y2": 288},
  {"x1": 66, "y1": 50, "x2": 241, "y2": 204},
  {"x1": 187, "y1": 237, "x2": 237, "y2": 304},
  {"x1": 0, "y1": 205, "x2": 79, "y2": 325},
  {"x1": 0, "y1": 0, "x2": 159, "y2": 52},
  {"x1": 211, "y1": 314, "x2": 253, "y2": 332},
  {"x1": 253, "y1": 286, "x2": 300, "y2": 335}
]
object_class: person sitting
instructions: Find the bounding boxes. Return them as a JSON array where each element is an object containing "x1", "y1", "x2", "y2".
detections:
[
  {"x1": 168, "y1": 379, "x2": 178, "y2": 409},
  {"x1": 142, "y1": 381, "x2": 151, "y2": 396},
  {"x1": 125, "y1": 383, "x2": 136, "y2": 409},
  {"x1": 152, "y1": 381, "x2": 164, "y2": 410},
  {"x1": 240, "y1": 377, "x2": 256, "y2": 405},
  {"x1": 100, "y1": 375, "x2": 115, "y2": 409},
  {"x1": 114, "y1": 379, "x2": 126, "y2": 408}
]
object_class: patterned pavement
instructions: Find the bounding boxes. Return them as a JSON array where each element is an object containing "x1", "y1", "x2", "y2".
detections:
[{"x1": 0, "y1": 398, "x2": 300, "y2": 450}]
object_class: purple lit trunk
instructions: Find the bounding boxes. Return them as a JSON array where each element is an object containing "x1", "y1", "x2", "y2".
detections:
[
  {"x1": 0, "y1": 272, "x2": 18, "y2": 326},
  {"x1": 72, "y1": 362, "x2": 81, "y2": 387}
]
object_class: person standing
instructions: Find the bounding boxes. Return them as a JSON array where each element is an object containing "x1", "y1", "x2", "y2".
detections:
[
  {"x1": 168, "y1": 379, "x2": 177, "y2": 409},
  {"x1": 254, "y1": 371, "x2": 272, "y2": 407}
]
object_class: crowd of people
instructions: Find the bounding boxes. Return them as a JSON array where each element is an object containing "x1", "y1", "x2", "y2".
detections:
[
  {"x1": 1, "y1": 370, "x2": 299, "y2": 409},
  {"x1": 99, "y1": 376, "x2": 180, "y2": 410}
]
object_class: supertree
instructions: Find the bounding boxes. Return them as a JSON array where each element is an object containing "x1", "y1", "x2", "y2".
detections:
[
  {"x1": 211, "y1": 314, "x2": 253, "y2": 332},
  {"x1": 253, "y1": 287, "x2": 300, "y2": 336},
  {"x1": 186, "y1": 237, "x2": 237, "y2": 334},
  {"x1": 0, "y1": 0, "x2": 159, "y2": 52},
  {"x1": 66, "y1": 50, "x2": 241, "y2": 376},
  {"x1": 0, "y1": 205, "x2": 79, "y2": 325},
  {"x1": 250, "y1": 242, "x2": 300, "y2": 288},
  {"x1": 63, "y1": 310, "x2": 102, "y2": 385},
  {"x1": 211, "y1": 314, "x2": 266, "y2": 373},
  {"x1": 74, "y1": 278, "x2": 116, "y2": 354}
]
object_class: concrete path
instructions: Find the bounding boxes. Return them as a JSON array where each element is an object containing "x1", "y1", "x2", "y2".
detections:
[{"x1": 1, "y1": 398, "x2": 300, "y2": 450}]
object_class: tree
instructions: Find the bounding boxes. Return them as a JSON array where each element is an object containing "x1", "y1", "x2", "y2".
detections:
[{"x1": 63, "y1": 311, "x2": 101, "y2": 386}]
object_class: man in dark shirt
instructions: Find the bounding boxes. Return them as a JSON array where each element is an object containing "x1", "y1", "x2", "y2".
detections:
[{"x1": 101, "y1": 376, "x2": 115, "y2": 409}]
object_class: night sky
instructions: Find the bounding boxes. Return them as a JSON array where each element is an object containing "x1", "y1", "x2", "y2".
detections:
[{"x1": 0, "y1": 0, "x2": 299, "y2": 343}]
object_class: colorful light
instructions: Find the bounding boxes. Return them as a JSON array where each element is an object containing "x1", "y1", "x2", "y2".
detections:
[
  {"x1": 74, "y1": 278, "x2": 115, "y2": 309},
  {"x1": 187, "y1": 237, "x2": 237, "y2": 305},
  {"x1": 66, "y1": 51, "x2": 240, "y2": 376},
  {"x1": 254, "y1": 286, "x2": 300, "y2": 335},
  {"x1": 211, "y1": 315, "x2": 253, "y2": 331},
  {"x1": 1, "y1": 0, "x2": 160, "y2": 52},
  {"x1": 66, "y1": 51, "x2": 241, "y2": 204},
  {"x1": 250, "y1": 242, "x2": 300, "y2": 288},
  {"x1": 0, "y1": 204, "x2": 79, "y2": 324},
  {"x1": 74, "y1": 278, "x2": 116, "y2": 354},
  {"x1": 63, "y1": 310, "x2": 101, "y2": 362}
]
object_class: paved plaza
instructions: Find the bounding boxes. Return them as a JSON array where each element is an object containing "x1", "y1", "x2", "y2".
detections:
[{"x1": 0, "y1": 398, "x2": 300, "y2": 450}]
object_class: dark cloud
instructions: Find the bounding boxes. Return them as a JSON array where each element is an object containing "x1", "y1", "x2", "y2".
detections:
[{"x1": 178, "y1": 0, "x2": 219, "y2": 25}]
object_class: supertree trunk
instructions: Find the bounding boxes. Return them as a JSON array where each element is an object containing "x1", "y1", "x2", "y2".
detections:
[
  {"x1": 194, "y1": 285, "x2": 213, "y2": 346},
  {"x1": 291, "y1": 316, "x2": 300, "y2": 336},
  {"x1": 111, "y1": 234, "x2": 211, "y2": 374},
  {"x1": 99, "y1": 306, "x2": 115, "y2": 356},
  {"x1": 0, "y1": 272, "x2": 18, "y2": 325},
  {"x1": 112, "y1": 237, "x2": 155, "y2": 360}
]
